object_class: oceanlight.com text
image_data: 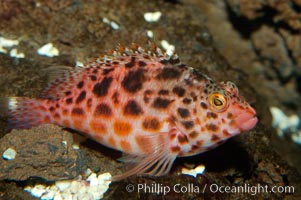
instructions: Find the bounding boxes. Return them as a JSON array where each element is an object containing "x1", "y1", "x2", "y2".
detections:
[{"x1": 125, "y1": 183, "x2": 295, "y2": 196}]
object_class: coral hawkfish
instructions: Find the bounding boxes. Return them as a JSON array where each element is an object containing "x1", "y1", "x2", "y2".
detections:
[{"x1": 0, "y1": 44, "x2": 257, "y2": 180}]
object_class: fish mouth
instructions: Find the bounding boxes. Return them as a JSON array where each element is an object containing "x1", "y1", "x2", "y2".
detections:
[
  {"x1": 239, "y1": 116, "x2": 258, "y2": 131},
  {"x1": 235, "y1": 107, "x2": 258, "y2": 131}
]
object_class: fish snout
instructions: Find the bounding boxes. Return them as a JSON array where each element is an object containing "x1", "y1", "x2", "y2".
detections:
[{"x1": 235, "y1": 106, "x2": 258, "y2": 131}]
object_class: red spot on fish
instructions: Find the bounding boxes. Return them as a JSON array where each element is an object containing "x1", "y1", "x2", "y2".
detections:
[
  {"x1": 89, "y1": 120, "x2": 107, "y2": 134},
  {"x1": 114, "y1": 120, "x2": 132, "y2": 136},
  {"x1": 120, "y1": 140, "x2": 132, "y2": 152}
]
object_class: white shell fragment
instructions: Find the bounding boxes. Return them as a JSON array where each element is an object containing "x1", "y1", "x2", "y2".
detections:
[
  {"x1": 102, "y1": 17, "x2": 120, "y2": 30},
  {"x1": 37, "y1": 43, "x2": 59, "y2": 57},
  {"x1": 61, "y1": 141, "x2": 67, "y2": 146},
  {"x1": 76, "y1": 61, "x2": 84, "y2": 67},
  {"x1": 270, "y1": 106, "x2": 301, "y2": 145},
  {"x1": 146, "y1": 30, "x2": 154, "y2": 38},
  {"x1": 9, "y1": 48, "x2": 25, "y2": 58},
  {"x1": 24, "y1": 171, "x2": 112, "y2": 200},
  {"x1": 292, "y1": 131, "x2": 301, "y2": 145},
  {"x1": 270, "y1": 107, "x2": 300, "y2": 137},
  {"x1": 0, "y1": 36, "x2": 19, "y2": 47},
  {"x1": 72, "y1": 144, "x2": 80, "y2": 150},
  {"x1": 0, "y1": 37, "x2": 20, "y2": 54},
  {"x1": 181, "y1": 164, "x2": 205, "y2": 178},
  {"x1": 2, "y1": 147, "x2": 17, "y2": 160},
  {"x1": 144, "y1": 11, "x2": 162, "y2": 22},
  {"x1": 24, "y1": 184, "x2": 47, "y2": 198},
  {"x1": 55, "y1": 180, "x2": 71, "y2": 192},
  {"x1": 160, "y1": 40, "x2": 175, "y2": 56}
]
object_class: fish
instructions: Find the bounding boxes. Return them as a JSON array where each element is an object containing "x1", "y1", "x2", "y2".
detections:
[{"x1": 0, "y1": 43, "x2": 258, "y2": 181}]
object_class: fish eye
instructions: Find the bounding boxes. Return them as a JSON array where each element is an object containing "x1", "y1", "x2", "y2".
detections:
[{"x1": 208, "y1": 93, "x2": 228, "y2": 112}]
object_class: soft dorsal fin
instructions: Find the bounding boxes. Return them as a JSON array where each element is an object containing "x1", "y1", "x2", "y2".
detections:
[{"x1": 40, "y1": 66, "x2": 84, "y2": 99}]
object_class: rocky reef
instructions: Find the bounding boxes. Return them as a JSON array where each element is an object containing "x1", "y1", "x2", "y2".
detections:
[{"x1": 0, "y1": 0, "x2": 300, "y2": 199}]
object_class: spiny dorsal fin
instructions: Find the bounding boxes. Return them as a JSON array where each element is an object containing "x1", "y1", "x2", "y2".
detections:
[
  {"x1": 96, "y1": 43, "x2": 181, "y2": 65},
  {"x1": 40, "y1": 43, "x2": 182, "y2": 100}
]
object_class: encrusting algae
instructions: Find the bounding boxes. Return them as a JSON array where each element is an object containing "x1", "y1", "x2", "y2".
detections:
[{"x1": 0, "y1": 43, "x2": 258, "y2": 181}]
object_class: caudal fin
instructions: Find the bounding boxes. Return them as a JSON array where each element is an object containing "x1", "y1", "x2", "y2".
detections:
[{"x1": 0, "y1": 97, "x2": 51, "y2": 129}]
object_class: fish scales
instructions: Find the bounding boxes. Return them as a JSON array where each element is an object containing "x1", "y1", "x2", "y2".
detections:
[{"x1": 0, "y1": 44, "x2": 258, "y2": 180}]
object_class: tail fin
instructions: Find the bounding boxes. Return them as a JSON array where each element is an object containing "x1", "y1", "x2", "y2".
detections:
[{"x1": 0, "y1": 97, "x2": 51, "y2": 129}]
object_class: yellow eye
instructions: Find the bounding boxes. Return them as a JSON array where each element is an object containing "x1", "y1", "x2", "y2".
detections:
[{"x1": 208, "y1": 93, "x2": 228, "y2": 112}]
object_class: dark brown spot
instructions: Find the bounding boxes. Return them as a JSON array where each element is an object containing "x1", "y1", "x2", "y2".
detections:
[
  {"x1": 87, "y1": 98, "x2": 92, "y2": 107},
  {"x1": 103, "y1": 68, "x2": 115, "y2": 75},
  {"x1": 211, "y1": 134, "x2": 220, "y2": 142},
  {"x1": 112, "y1": 61, "x2": 119, "y2": 65},
  {"x1": 65, "y1": 91, "x2": 71, "y2": 96},
  {"x1": 223, "y1": 129, "x2": 231, "y2": 136},
  {"x1": 122, "y1": 69, "x2": 145, "y2": 93},
  {"x1": 177, "y1": 134, "x2": 188, "y2": 144},
  {"x1": 143, "y1": 89, "x2": 153, "y2": 103},
  {"x1": 54, "y1": 113, "x2": 60, "y2": 119},
  {"x1": 90, "y1": 75, "x2": 97, "y2": 81},
  {"x1": 200, "y1": 102, "x2": 208, "y2": 109},
  {"x1": 92, "y1": 69, "x2": 98, "y2": 74},
  {"x1": 125, "y1": 57, "x2": 136, "y2": 68},
  {"x1": 143, "y1": 55, "x2": 150, "y2": 59},
  {"x1": 138, "y1": 60, "x2": 147, "y2": 67},
  {"x1": 62, "y1": 109, "x2": 68, "y2": 115},
  {"x1": 191, "y1": 145, "x2": 199, "y2": 151},
  {"x1": 191, "y1": 92, "x2": 197, "y2": 101},
  {"x1": 197, "y1": 140, "x2": 203, "y2": 146},
  {"x1": 66, "y1": 98, "x2": 73, "y2": 104},
  {"x1": 94, "y1": 103, "x2": 112, "y2": 117},
  {"x1": 160, "y1": 59, "x2": 168, "y2": 65},
  {"x1": 72, "y1": 108, "x2": 85, "y2": 116},
  {"x1": 227, "y1": 113, "x2": 233, "y2": 119},
  {"x1": 125, "y1": 61, "x2": 135, "y2": 68},
  {"x1": 49, "y1": 106, "x2": 55, "y2": 112},
  {"x1": 76, "y1": 91, "x2": 86, "y2": 104},
  {"x1": 156, "y1": 67, "x2": 181, "y2": 80},
  {"x1": 183, "y1": 98, "x2": 192, "y2": 104},
  {"x1": 55, "y1": 103, "x2": 60, "y2": 108},
  {"x1": 206, "y1": 112, "x2": 218, "y2": 119},
  {"x1": 153, "y1": 97, "x2": 174, "y2": 109},
  {"x1": 169, "y1": 57, "x2": 180, "y2": 64},
  {"x1": 170, "y1": 146, "x2": 181, "y2": 153},
  {"x1": 189, "y1": 131, "x2": 199, "y2": 139},
  {"x1": 169, "y1": 133, "x2": 176, "y2": 140},
  {"x1": 168, "y1": 115, "x2": 177, "y2": 125},
  {"x1": 77, "y1": 81, "x2": 84, "y2": 89},
  {"x1": 158, "y1": 89, "x2": 169, "y2": 95},
  {"x1": 93, "y1": 77, "x2": 113, "y2": 97},
  {"x1": 193, "y1": 109, "x2": 197, "y2": 115},
  {"x1": 181, "y1": 121, "x2": 194, "y2": 129},
  {"x1": 177, "y1": 64, "x2": 186, "y2": 69},
  {"x1": 124, "y1": 100, "x2": 143, "y2": 116},
  {"x1": 192, "y1": 68, "x2": 206, "y2": 81},
  {"x1": 206, "y1": 123, "x2": 219, "y2": 132},
  {"x1": 172, "y1": 86, "x2": 185, "y2": 97},
  {"x1": 177, "y1": 108, "x2": 190, "y2": 118},
  {"x1": 142, "y1": 117, "x2": 161, "y2": 131},
  {"x1": 112, "y1": 91, "x2": 119, "y2": 104}
]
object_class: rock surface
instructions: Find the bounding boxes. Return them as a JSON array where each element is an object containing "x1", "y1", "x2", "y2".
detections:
[{"x1": 0, "y1": 125, "x2": 83, "y2": 181}]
